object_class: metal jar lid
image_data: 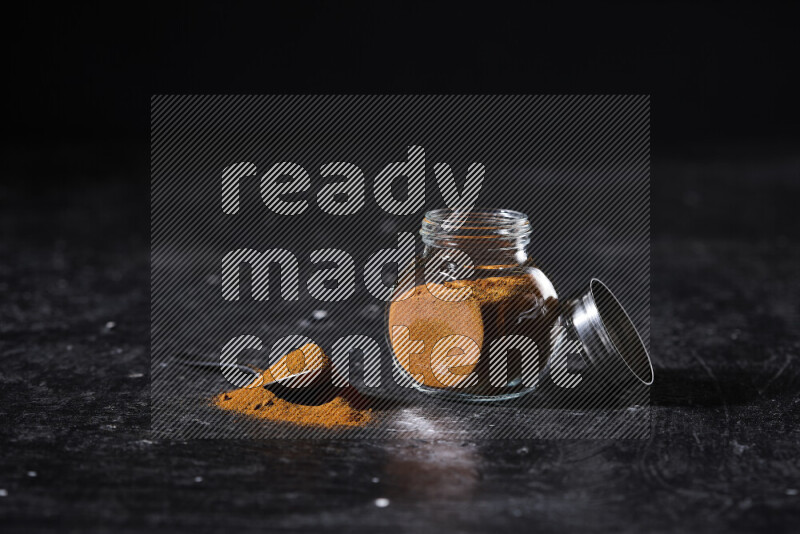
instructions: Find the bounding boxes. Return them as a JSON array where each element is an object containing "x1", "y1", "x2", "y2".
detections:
[{"x1": 555, "y1": 278, "x2": 654, "y2": 389}]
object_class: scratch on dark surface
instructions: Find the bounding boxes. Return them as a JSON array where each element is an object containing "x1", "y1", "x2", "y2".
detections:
[
  {"x1": 758, "y1": 354, "x2": 792, "y2": 395},
  {"x1": 693, "y1": 353, "x2": 731, "y2": 432},
  {"x1": 2, "y1": 147, "x2": 800, "y2": 532}
]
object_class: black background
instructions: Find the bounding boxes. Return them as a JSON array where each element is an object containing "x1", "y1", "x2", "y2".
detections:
[
  {"x1": 6, "y1": 1, "x2": 799, "y2": 236},
  {"x1": 2, "y1": 1, "x2": 799, "y2": 532},
  {"x1": 7, "y1": 2, "x2": 798, "y2": 144}
]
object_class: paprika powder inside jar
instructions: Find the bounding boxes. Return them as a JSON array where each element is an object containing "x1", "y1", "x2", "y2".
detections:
[{"x1": 386, "y1": 209, "x2": 559, "y2": 402}]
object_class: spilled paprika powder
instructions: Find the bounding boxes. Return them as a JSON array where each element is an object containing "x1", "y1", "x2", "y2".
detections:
[{"x1": 212, "y1": 343, "x2": 373, "y2": 428}]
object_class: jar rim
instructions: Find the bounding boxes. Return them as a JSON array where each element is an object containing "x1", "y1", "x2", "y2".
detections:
[{"x1": 421, "y1": 208, "x2": 531, "y2": 238}]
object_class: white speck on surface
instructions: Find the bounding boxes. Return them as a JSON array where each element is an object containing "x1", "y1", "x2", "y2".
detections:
[
  {"x1": 516, "y1": 446, "x2": 529, "y2": 455},
  {"x1": 194, "y1": 476, "x2": 203, "y2": 483},
  {"x1": 380, "y1": 220, "x2": 396, "y2": 233},
  {"x1": 732, "y1": 440, "x2": 749, "y2": 455},
  {"x1": 104, "y1": 321, "x2": 116, "y2": 330},
  {"x1": 312, "y1": 309, "x2": 328, "y2": 320},
  {"x1": 371, "y1": 477, "x2": 380, "y2": 483},
  {"x1": 0, "y1": 489, "x2": 7, "y2": 497},
  {"x1": 27, "y1": 471, "x2": 37, "y2": 477},
  {"x1": 128, "y1": 372, "x2": 144, "y2": 379},
  {"x1": 360, "y1": 304, "x2": 382, "y2": 318},
  {"x1": 786, "y1": 488, "x2": 799, "y2": 496},
  {"x1": 374, "y1": 498, "x2": 390, "y2": 508}
]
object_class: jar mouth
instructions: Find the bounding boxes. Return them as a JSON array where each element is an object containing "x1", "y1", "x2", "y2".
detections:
[{"x1": 421, "y1": 209, "x2": 531, "y2": 238}]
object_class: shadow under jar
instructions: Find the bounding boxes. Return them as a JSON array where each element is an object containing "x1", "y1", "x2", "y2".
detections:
[{"x1": 386, "y1": 209, "x2": 559, "y2": 402}]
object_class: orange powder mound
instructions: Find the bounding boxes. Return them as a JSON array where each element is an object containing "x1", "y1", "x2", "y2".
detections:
[
  {"x1": 212, "y1": 343, "x2": 372, "y2": 428},
  {"x1": 388, "y1": 276, "x2": 540, "y2": 389},
  {"x1": 388, "y1": 281, "x2": 484, "y2": 388},
  {"x1": 443, "y1": 276, "x2": 538, "y2": 304},
  {"x1": 262, "y1": 343, "x2": 329, "y2": 383}
]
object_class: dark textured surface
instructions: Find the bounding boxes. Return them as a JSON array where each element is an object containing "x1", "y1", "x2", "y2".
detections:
[{"x1": 1, "y1": 144, "x2": 799, "y2": 532}]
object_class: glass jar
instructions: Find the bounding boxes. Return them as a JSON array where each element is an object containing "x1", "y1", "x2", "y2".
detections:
[{"x1": 386, "y1": 209, "x2": 559, "y2": 402}]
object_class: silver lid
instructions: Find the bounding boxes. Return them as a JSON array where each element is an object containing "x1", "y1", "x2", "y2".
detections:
[{"x1": 564, "y1": 279, "x2": 654, "y2": 386}]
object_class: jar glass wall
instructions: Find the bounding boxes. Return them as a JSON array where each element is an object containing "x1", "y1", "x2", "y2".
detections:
[{"x1": 385, "y1": 209, "x2": 559, "y2": 402}]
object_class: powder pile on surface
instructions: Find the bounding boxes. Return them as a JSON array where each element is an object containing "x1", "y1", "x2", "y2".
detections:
[
  {"x1": 212, "y1": 343, "x2": 372, "y2": 428},
  {"x1": 261, "y1": 342, "x2": 329, "y2": 384}
]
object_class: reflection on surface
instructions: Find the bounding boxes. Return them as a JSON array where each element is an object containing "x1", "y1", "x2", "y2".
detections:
[{"x1": 382, "y1": 408, "x2": 479, "y2": 500}]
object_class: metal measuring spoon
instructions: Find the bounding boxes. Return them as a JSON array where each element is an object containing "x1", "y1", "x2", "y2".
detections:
[
  {"x1": 173, "y1": 351, "x2": 348, "y2": 406},
  {"x1": 263, "y1": 364, "x2": 352, "y2": 406}
]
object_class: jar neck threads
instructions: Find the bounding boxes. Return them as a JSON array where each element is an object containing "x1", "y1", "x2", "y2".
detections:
[{"x1": 420, "y1": 209, "x2": 531, "y2": 267}]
